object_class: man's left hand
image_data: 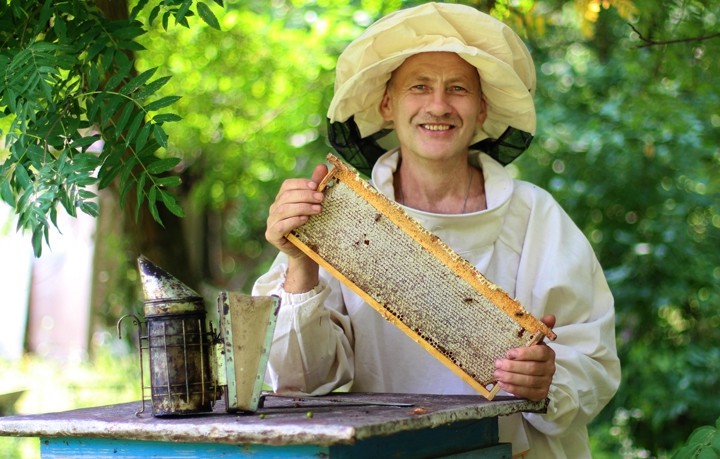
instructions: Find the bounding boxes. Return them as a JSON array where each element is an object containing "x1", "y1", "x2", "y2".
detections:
[{"x1": 493, "y1": 315, "x2": 556, "y2": 401}]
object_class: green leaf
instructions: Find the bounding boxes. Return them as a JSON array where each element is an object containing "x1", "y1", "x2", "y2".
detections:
[
  {"x1": 0, "y1": 178, "x2": 14, "y2": 205},
  {"x1": 197, "y1": 2, "x2": 221, "y2": 30},
  {"x1": 80, "y1": 200, "x2": 99, "y2": 217},
  {"x1": 87, "y1": 63, "x2": 100, "y2": 91},
  {"x1": 14, "y1": 164, "x2": 31, "y2": 189},
  {"x1": 114, "y1": 102, "x2": 135, "y2": 139},
  {"x1": 111, "y1": 25, "x2": 145, "y2": 41},
  {"x1": 27, "y1": 145, "x2": 45, "y2": 169},
  {"x1": 689, "y1": 427, "x2": 715, "y2": 445},
  {"x1": 148, "y1": 5, "x2": 161, "y2": 25},
  {"x1": 144, "y1": 95, "x2": 181, "y2": 112},
  {"x1": 146, "y1": 157, "x2": 181, "y2": 175},
  {"x1": 87, "y1": 93, "x2": 106, "y2": 122},
  {"x1": 134, "y1": 75, "x2": 172, "y2": 100},
  {"x1": 176, "y1": 0, "x2": 194, "y2": 26},
  {"x1": 673, "y1": 445, "x2": 696, "y2": 459},
  {"x1": 101, "y1": 95, "x2": 125, "y2": 129},
  {"x1": 71, "y1": 134, "x2": 102, "y2": 151},
  {"x1": 101, "y1": 47, "x2": 116, "y2": 74},
  {"x1": 105, "y1": 65, "x2": 132, "y2": 91},
  {"x1": 86, "y1": 37, "x2": 109, "y2": 62},
  {"x1": 114, "y1": 46, "x2": 132, "y2": 72},
  {"x1": 155, "y1": 176, "x2": 182, "y2": 188},
  {"x1": 53, "y1": 16, "x2": 68, "y2": 39},
  {"x1": 118, "y1": 156, "x2": 139, "y2": 203},
  {"x1": 130, "y1": 0, "x2": 150, "y2": 19},
  {"x1": 134, "y1": 172, "x2": 147, "y2": 221},
  {"x1": 117, "y1": 41, "x2": 147, "y2": 52},
  {"x1": 697, "y1": 448, "x2": 718, "y2": 459},
  {"x1": 32, "y1": 0, "x2": 53, "y2": 36},
  {"x1": 125, "y1": 111, "x2": 146, "y2": 146},
  {"x1": 135, "y1": 123, "x2": 152, "y2": 152},
  {"x1": 153, "y1": 125, "x2": 168, "y2": 148},
  {"x1": 32, "y1": 227, "x2": 44, "y2": 257},
  {"x1": 711, "y1": 432, "x2": 720, "y2": 452},
  {"x1": 148, "y1": 185, "x2": 160, "y2": 222},
  {"x1": 159, "y1": 189, "x2": 185, "y2": 217},
  {"x1": 151, "y1": 113, "x2": 182, "y2": 124},
  {"x1": 120, "y1": 67, "x2": 157, "y2": 96}
]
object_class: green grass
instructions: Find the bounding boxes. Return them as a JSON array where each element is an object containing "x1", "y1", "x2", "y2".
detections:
[{"x1": 0, "y1": 350, "x2": 141, "y2": 459}]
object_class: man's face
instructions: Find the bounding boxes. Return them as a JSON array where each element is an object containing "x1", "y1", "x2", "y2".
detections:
[{"x1": 379, "y1": 52, "x2": 487, "y2": 163}]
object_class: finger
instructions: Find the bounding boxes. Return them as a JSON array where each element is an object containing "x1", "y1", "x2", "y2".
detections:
[
  {"x1": 310, "y1": 163, "x2": 329, "y2": 186},
  {"x1": 506, "y1": 343, "x2": 555, "y2": 363},
  {"x1": 495, "y1": 357, "x2": 554, "y2": 379},
  {"x1": 496, "y1": 379, "x2": 550, "y2": 402},
  {"x1": 265, "y1": 163, "x2": 329, "y2": 254},
  {"x1": 494, "y1": 361, "x2": 554, "y2": 400},
  {"x1": 270, "y1": 190, "x2": 324, "y2": 219},
  {"x1": 541, "y1": 314, "x2": 556, "y2": 330}
]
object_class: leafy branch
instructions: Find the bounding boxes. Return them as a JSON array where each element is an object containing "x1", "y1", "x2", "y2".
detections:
[
  {"x1": 629, "y1": 23, "x2": 720, "y2": 48},
  {"x1": 0, "y1": 0, "x2": 223, "y2": 256}
]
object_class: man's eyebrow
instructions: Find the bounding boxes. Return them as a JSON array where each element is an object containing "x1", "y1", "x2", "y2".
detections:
[{"x1": 409, "y1": 74, "x2": 475, "y2": 85}]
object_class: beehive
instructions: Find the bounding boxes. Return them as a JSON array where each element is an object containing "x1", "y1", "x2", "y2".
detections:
[{"x1": 288, "y1": 154, "x2": 556, "y2": 400}]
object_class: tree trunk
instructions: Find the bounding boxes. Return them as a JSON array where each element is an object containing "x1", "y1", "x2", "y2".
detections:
[{"x1": 89, "y1": 0, "x2": 197, "y2": 354}]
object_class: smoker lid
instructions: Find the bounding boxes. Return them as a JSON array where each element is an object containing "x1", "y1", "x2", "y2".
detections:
[{"x1": 137, "y1": 255, "x2": 203, "y2": 304}]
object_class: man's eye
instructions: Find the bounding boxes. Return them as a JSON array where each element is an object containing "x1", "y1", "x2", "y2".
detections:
[{"x1": 450, "y1": 86, "x2": 467, "y2": 93}]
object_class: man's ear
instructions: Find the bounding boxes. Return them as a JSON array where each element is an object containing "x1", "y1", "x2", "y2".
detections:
[
  {"x1": 379, "y1": 89, "x2": 393, "y2": 122},
  {"x1": 476, "y1": 97, "x2": 488, "y2": 125}
]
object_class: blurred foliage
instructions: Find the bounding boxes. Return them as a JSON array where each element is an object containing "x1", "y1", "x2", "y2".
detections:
[
  {"x1": 0, "y1": 0, "x2": 229, "y2": 255},
  {"x1": 0, "y1": 349, "x2": 140, "y2": 459},
  {"x1": 1, "y1": 0, "x2": 718, "y2": 457},
  {"x1": 513, "y1": 1, "x2": 720, "y2": 456},
  {"x1": 671, "y1": 415, "x2": 720, "y2": 459}
]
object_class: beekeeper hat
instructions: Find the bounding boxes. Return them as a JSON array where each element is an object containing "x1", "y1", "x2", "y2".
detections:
[{"x1": 327, "y1": 2, "x2": 536, "y2": 175}]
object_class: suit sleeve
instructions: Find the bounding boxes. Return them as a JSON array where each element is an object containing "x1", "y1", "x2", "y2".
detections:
[
  {"x1": 252, "y1": 255, "x2": 354, "y2": 395},
  {"x1": 511, "y1": 187, "x2": 621, "y2": 435}
]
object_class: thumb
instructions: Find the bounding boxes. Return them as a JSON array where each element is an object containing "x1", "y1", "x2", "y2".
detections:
[
  {"x1": 310, "y1": 163, "x2": 329, "y2": 189},
  {"x1": 541, "y1": 314, "x2": 556, "y2": 330}
]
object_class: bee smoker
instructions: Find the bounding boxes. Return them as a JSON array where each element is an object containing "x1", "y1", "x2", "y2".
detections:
[{"x1": 118, "y1": 255, "x2": 279, "y2": 417}]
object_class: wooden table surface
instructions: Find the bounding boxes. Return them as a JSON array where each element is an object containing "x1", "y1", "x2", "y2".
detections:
[{"x1": 0, "y1": 392, "x2": 546, "y2": 446}]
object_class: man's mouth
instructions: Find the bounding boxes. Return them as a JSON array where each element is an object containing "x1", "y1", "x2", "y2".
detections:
[{"x1": 421, "y1": 124, "x2": 453, "y2": 131}]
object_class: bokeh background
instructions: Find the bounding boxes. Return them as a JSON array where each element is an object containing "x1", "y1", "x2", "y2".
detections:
[{"x1": 1, "y1": 1, "x2": 718, "y2": 457}]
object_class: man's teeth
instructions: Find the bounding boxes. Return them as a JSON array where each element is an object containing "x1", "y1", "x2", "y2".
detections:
[{"x1": 422, "y1": 124, "x2": 451, "y2": 131}]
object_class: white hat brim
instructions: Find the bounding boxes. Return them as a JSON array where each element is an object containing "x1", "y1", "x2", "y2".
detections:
[{"x1": 327, "y1": 3, "x2": 536, "y2": 145}]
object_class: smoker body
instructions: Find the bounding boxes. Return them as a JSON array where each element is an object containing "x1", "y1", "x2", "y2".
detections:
[{"x1": 118, "y1": 256, "x2": 279, "y2": 417}]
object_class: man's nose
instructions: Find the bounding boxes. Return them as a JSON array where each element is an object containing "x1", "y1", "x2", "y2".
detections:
[{"x1": 425, "y1": 90, "x2": 453, "y2": 116}]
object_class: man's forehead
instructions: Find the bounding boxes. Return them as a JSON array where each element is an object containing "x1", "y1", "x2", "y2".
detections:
[{"x1": 390, "y1": 52, "x2": 481, "y2": 83}]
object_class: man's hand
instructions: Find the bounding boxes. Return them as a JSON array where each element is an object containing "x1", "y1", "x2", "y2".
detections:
[
  {"x1": 265, "y1": 164, "x2": 328, "y2": 257},
  {"x1": 265, "y1": 163, "x2": 328, "y2": 293},
  {"x1": 493, "y1": 315, "x2": 556, "y2": 401}
]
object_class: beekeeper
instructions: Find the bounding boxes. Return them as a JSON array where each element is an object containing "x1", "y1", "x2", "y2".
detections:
[{"x1": 254, "y1": 3, "x2": 620, "y2": 458}]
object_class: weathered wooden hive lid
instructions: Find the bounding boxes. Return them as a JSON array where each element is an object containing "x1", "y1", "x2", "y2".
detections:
[{"x1": 137, "y1": 255, "x2": 204, "y2": 316}]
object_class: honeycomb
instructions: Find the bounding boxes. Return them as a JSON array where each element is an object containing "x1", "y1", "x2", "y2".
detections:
[{"x1": 288, "y1": 154, "x2": 555, "y2": 399}]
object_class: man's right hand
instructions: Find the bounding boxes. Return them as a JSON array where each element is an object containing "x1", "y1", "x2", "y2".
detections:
[{"x1": 265, "y1": 163, "x2": 328, "y2": 292}]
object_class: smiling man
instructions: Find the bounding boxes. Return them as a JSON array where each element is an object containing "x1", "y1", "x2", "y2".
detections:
[
  {"x1": 380, "y1": 52, "x2": 488, "y2": 214},
  {"x1": 254, "y1": 3, "x2": 620, "y2": 458}
]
